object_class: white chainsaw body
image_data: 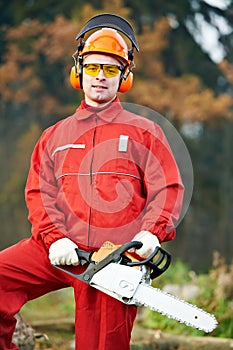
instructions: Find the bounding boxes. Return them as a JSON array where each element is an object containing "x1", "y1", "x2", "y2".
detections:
[
  {"x1": 90, "y1": 262, "x2": 144, "y2": 303},
  {"x1": 55, "y1": 241, "x2": 218, "y2": 333}
]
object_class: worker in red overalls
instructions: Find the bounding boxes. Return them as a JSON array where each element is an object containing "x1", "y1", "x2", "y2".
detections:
[{"x1": 0, "y1": 14, "x2": 184, "y2": 350}]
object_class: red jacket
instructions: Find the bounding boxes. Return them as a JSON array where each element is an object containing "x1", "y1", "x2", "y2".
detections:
[{"x1": 25, "y1": 98, "x2": 184, "y2": 250}]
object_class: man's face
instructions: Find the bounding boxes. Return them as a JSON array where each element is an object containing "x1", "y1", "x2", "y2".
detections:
[{"x1": 82, "y1": 54, "x2": 122, "y2": 107}]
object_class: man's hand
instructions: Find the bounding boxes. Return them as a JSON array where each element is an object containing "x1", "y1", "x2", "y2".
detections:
[
  {"x1": 132, "y1": 230, "x2": 160, "y2": 258},
  {"x1": 49, "y1": 237, "x2": 79, "y2": 266}
]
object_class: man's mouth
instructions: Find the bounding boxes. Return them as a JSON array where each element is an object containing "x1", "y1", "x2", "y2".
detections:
[{"x1": 92, "y1": 85, "x2": 107, "y2": 89}]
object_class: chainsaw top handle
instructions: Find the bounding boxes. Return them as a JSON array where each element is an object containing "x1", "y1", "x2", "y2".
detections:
[
  {"x1": 77, "y1": 240, "x2": 171, "y2": 280},
  {"x1": 76, "y1": 240, "x2": 143, "y2": 266}
]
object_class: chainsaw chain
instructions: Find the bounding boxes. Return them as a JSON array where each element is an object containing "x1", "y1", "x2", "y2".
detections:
[{"x1": 132, "y1": 284, "x2": 218, "y2": 332}]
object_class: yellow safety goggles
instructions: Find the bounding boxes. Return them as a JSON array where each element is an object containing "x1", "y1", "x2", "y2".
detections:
[{"x1": 83, "y1": 63, "x2": 122, "y2": 78}]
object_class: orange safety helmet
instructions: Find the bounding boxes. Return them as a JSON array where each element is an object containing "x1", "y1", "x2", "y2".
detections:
[
  {"x1": 70, "y1": 27, "x2": 135, "y2": 92},
  {"x1": 81, "y1": 28, "x2": 130, "y2": 64}
]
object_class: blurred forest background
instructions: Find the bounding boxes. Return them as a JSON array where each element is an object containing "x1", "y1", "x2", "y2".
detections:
[{"x1": 0, "y1": 0, "x2": 233, "y2": 271}]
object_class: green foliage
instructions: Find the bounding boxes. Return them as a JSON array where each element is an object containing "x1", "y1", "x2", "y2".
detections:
[{"x1": 154, "y1": 258, "x2": 191, "y2": 287}]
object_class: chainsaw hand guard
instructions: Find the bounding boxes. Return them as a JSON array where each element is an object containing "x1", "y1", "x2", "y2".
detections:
[{"x1": 125, "y1": 246, "x2": 171, "y2": 279}]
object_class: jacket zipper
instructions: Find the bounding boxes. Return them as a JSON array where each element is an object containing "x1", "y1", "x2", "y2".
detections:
[
  {"x1": 90, "y1": 120, "x2": 97, "y2": 184},
  {"x1": 88, "y1": 115, "x2": 98, "y2": 247}
]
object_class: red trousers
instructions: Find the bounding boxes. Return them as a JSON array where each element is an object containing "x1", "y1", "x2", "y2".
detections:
[{"x1": 0, "y1": 237, "x2": 137, "y2": 349}]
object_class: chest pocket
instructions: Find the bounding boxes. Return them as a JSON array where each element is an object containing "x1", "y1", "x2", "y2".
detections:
[{"x1": 53, "y1": 144, "x2": 87, "y2": 181}]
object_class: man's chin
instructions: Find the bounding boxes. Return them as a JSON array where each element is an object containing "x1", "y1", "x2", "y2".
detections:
[{"x1": 88, "y1": 95, "x2": 116, "y2": 107}]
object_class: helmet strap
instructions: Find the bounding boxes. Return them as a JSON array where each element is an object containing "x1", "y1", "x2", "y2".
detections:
[
  {"x1": 119, "y1": 53, "x2": 135, "y2": 85},
  {"x1": 128, "y1": 48, "x2": 134, "y2": 61},
  {"x1": 77, "y1": 39, "x2": 85, "y2": 53}
]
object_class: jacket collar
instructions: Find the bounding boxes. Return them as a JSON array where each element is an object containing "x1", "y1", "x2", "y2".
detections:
[{"x1": 74, "y1": 97, "x2": 123, "y2": 122}]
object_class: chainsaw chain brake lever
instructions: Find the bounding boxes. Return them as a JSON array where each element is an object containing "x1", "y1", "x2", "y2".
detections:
[
  {"x1": 75, "y1": 249, "x2": 94, "y2": 266},
  {"x1": 125, "y1": 245, "x2": 172, "y2": 279}
]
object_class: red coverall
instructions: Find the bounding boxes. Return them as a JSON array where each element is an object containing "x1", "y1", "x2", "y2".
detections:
[{"x1": 0, "y1": 98, "x2": 184, "y2": 349}]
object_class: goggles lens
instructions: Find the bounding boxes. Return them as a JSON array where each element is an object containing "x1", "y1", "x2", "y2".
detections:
[{"x1": 83, "y1": 64, "x2": 122, "y2": 78}]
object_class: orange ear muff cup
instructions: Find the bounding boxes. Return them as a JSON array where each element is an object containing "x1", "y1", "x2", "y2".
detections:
[
  {"x1": 118, "y1": 71, "x2": 133, "y2": 93},
  {"x1": 70, "y1": 66, "x2": 82, "y2": 89}
]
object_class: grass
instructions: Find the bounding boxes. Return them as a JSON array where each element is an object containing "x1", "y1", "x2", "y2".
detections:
[
  {"x1": 21, "y1": 288, "x2": 75, "y2": 349},
  {"x1": 21, "y1": 288, "x2": 75, "y2": 322}
]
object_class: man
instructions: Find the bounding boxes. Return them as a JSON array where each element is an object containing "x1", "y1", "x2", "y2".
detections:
[{"x1": 0, "y1": 15, "x2": 184, "y2": 350}]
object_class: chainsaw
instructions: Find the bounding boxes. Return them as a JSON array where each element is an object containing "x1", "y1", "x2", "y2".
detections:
[{"x1": 55, "y1": 240, "x2": 218, "y2": 333}]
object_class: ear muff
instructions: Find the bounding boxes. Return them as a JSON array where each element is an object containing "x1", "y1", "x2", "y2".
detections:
[
  {"x1": 70, "y1": 40, "x2": 85, "y2": 90},
  {"x1": 70, "y1": 62, "x2": 83, "y2": 90},
  {"x1": 118, "y1": 68, "x2": 133, "y2": 93},
  {"x1": 70, "y1": 63, "x2": 133, "y2": 92}
]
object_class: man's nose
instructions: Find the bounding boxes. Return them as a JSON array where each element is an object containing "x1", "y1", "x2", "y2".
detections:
[{"x1": 96, "y1": 68, "x2": 106, "y2": 79}]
